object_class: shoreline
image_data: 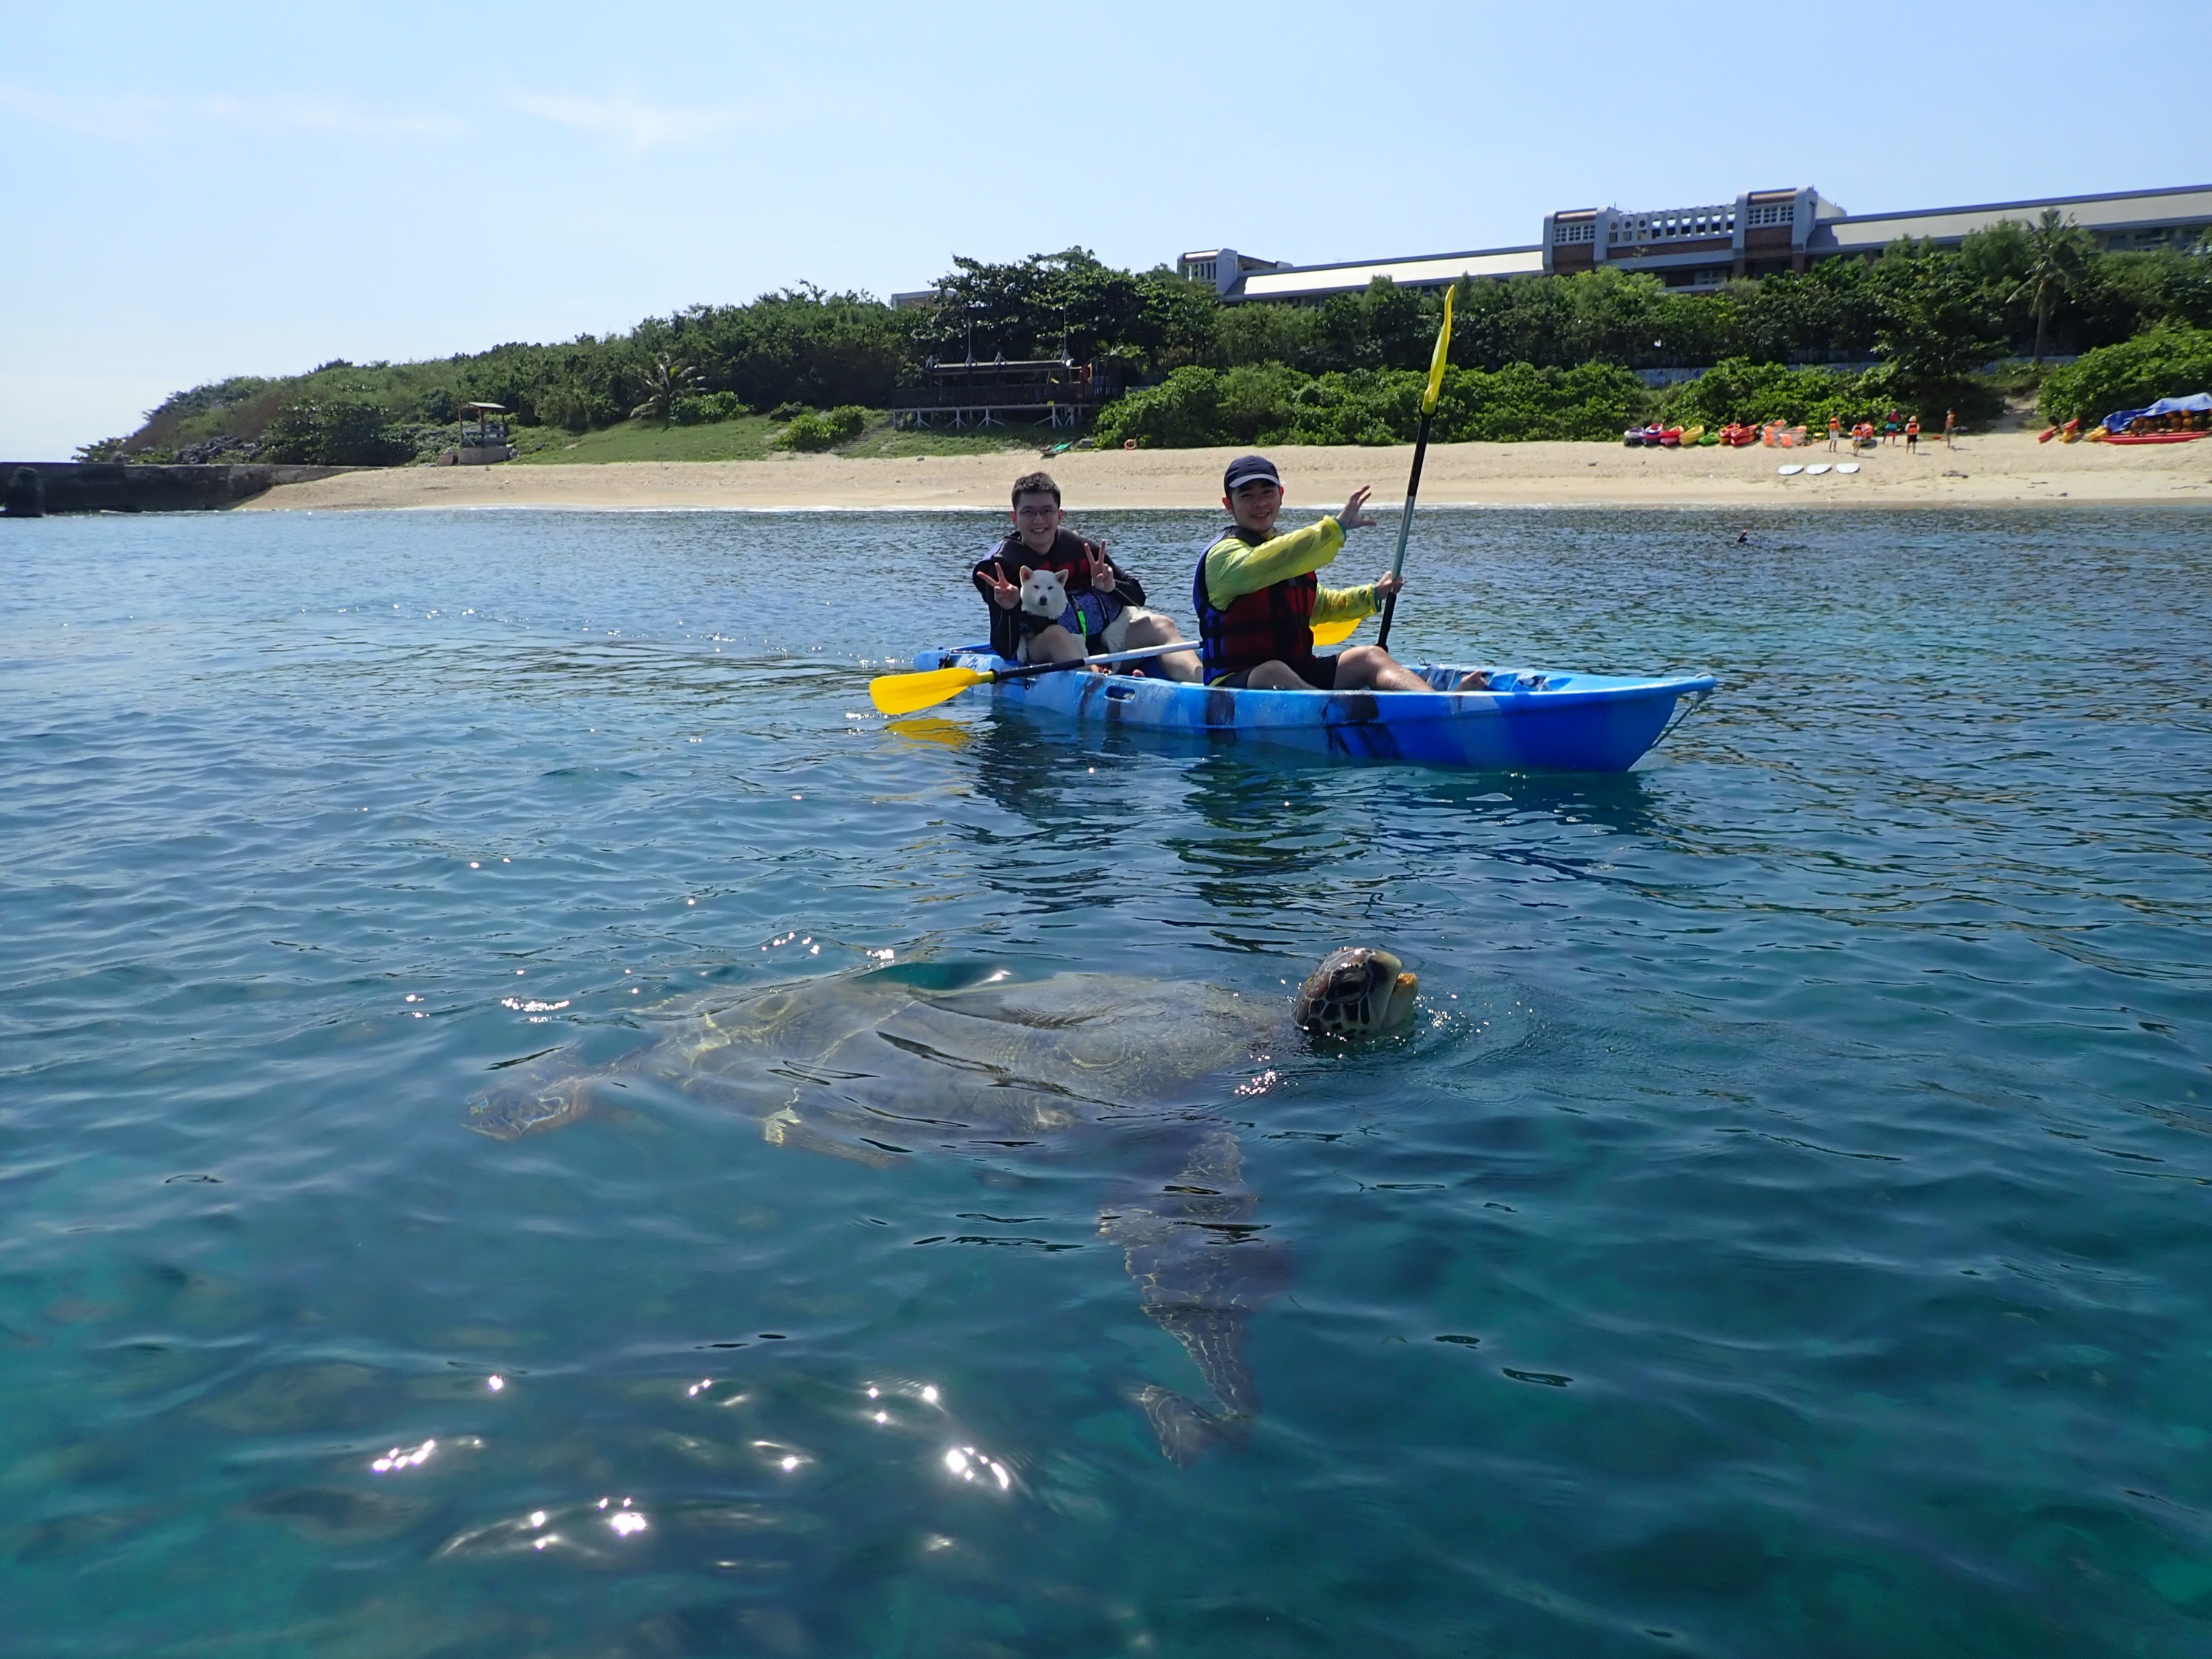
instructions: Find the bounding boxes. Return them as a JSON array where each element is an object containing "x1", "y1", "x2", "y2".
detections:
[{"x1": 240, "y1": 433, "x2": 2212, "y2": 513}]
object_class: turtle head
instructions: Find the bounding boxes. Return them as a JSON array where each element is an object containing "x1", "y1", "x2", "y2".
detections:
[
  {"x1": 1293, "y1": 947, "x2": 1418, "y2": 1040},
  {"x1": 465, "y1": 1077, "x2": 592, "y2": 1140}
]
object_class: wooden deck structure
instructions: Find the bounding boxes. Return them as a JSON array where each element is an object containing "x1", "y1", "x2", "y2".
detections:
[{"x1": 891, "y1": 358, "x2": 1102, "y2": 431}]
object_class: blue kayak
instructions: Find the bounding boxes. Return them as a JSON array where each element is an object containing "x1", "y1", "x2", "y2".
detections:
[{"x1": 914, "y1": 647, "x2": 1717, "y2": 773}]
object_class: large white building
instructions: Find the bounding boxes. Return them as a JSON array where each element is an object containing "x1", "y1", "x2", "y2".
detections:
[{"x1": 1178, "y1": 182, "x2": 2212, "y2": 303}]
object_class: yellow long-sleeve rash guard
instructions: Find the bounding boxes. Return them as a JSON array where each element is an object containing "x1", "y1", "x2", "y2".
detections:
[{"x1": 1203, "y1": 515, "x2": 1379, "y2": 627}]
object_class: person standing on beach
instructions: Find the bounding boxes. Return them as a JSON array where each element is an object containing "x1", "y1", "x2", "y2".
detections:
[
  {"x1": 1905, "y1": 414, "x2": 1921, "y2": 453},
  {"x1": 973, "y1": 471, "x2": 1201, "y2": 681},
  {"x1": 1944, "y1": 409, "x2": 1958, "y2": 450},
  {"x1": 1828, "y1": 416, "x2": 1841, "y2": 452}
]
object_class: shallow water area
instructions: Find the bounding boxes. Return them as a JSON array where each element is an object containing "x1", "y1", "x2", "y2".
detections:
[{"x1": 4, "y1": 504, "x2": 2211, "y2": 1657}]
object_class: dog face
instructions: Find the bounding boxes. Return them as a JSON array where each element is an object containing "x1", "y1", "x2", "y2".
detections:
[{"x1": 1018, "y1": 566, "x2": 1071, "y2": 620}]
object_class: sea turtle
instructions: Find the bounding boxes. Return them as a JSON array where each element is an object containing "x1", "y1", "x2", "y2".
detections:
[{"x1": 465, "y1": 945, "x2": 1419, "y2": 1461}]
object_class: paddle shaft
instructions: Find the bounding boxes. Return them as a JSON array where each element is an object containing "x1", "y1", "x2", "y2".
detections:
[
  {"x1": 1374, "y1": 406, "x2": 1435, "y2": 653},
  {"x1": 990, "y1": 641, "x2": 1191, "y2": 681}
]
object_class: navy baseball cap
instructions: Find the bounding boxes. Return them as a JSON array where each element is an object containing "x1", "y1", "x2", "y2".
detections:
[{"x1": 1223, "y1": 453, "x2": 1281, "y2": 493}]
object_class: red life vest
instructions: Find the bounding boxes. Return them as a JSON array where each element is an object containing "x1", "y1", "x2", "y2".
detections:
[{"x1": 1193, "y1": 527, "x2": 1319, "y2": 684}]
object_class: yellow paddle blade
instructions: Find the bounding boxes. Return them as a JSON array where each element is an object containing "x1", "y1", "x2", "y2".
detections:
[
  {"x1": 1310, "y1": 616, "x2": 1362, "y2": 647},
  {"x1": 1422, "y1": 285, "x2": 1455, "y2": 414},
  {"x1": 884, "y1": 715, "x2": 973, "y2": 749},
  {"x1": 869, "y1": 664, "x2": 989, "y2": 716}
]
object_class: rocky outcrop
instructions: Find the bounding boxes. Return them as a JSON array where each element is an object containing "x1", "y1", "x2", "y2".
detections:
[{"x1": 2, "y1": 466, "x2": 45, "y2": 517}]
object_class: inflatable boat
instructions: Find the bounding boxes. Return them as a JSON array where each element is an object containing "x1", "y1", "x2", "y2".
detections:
[{"x1": 911, "y1": 648, "x2": 1717, "y2": 773}]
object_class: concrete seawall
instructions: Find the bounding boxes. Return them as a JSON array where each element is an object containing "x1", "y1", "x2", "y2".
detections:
[{"x1": 1, "y1": 462, "x2": 355, "y2": 516}]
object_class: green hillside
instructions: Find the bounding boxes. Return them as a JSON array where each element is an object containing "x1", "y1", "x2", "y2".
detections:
[{"x1": 80, "y1": 230, "x2": 2211, "y2": 463}]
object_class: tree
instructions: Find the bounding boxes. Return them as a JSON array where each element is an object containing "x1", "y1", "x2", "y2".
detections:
[
  {"x1": 2008, "y1": 209, "x2": 2096, "y2": 364},
  {"x1": 902, "y1": 249, "x2": 1219, "y2": 378},
  {"x1": 1870, "y1": 244, "x2": 2006, "y2": 384},
  {"x1": 630, "y1": 355, "x2": 702, "y2": 424}
]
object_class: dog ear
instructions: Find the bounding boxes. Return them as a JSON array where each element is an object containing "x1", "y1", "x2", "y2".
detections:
[{"x1": 1019, "y1": 566, "x2": 1034, "y2": 582}]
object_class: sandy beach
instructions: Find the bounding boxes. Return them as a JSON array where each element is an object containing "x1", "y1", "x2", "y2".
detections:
[{"x1": 240, "y1": 431, "x2": 2212, "y2": 513}]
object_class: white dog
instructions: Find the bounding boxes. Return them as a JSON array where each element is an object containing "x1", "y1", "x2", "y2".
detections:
[{"x1": 1015, "y1": 565, "x2": 1166, "y2": 664}]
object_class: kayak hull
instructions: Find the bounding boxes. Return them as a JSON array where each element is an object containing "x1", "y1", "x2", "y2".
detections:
[{"x1": 916, "y1": 649, "x2": 1717, "y2": 773}]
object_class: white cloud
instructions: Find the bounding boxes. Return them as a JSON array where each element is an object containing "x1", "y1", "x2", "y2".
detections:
[
  {"x1": 507, "y1": 88, "x2": 742, "y2": 153},
  {"x1": 0, "y1": 80, "x2": 462, "y2": 142}
]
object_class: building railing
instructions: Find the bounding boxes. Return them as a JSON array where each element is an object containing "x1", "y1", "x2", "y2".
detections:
[
  {"x1": 889, "y1": 385, "x2": 1101, "y2": 411},
  {"x1": 1610, "y1": 204, "x2": 1738, "y2": 246}
]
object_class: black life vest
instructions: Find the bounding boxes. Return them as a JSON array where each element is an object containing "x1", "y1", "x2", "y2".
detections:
[
  {"x1": 1193, "y1": 526, "x2": 1318, "y2": 685},
  {"x1": 980, "y1": 528, "x2": 1099, "y2": 591},
  {"x1": 975, "y1": 529, "x2": 1105, "y2": 659}
]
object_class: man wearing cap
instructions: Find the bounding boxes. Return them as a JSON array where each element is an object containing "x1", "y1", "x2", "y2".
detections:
[{"x1": 1192, "y1": 454, "x2": 1483, "y2": 692}]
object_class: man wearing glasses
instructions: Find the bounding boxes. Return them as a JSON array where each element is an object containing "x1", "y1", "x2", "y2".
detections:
[{"x1": 971, "y1": 470, "x2": 1200, "y2": 681}]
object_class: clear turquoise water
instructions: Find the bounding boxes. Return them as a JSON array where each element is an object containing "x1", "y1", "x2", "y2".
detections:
[{"x1": 4, "y1": 504, "x2": 2210, "y2": 1658}]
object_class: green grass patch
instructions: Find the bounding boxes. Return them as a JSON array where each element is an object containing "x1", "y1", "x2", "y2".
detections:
[
  {"x1": 835, "y1": 416, "x2": 1080, "y2": 459},
  {"x1": 509, "y1": 411, "x2": 1083, "y2": 465},
  {"x1": 509, "y1": 414, "x2": 783, "y2": 465}
]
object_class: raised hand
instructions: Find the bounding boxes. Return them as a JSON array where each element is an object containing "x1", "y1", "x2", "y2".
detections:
[
  {"x1": 1090, "y1": 542, "x2": 1116, "y2": 593},
  {"x1": 1338, "y1": 486, "x2": 1377, "y2": 530},
  {"x1": 984, "y1": 563, "x2": 1020, "y2": 610}
]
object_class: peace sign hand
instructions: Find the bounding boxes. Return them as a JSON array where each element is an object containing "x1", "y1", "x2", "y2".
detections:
[
  {"x1": 1090, "y1": 541, "x2": 1116, "y2": 593},
  {"x1": 984, "y1": 563, "x2": 1020, "y2": 610}
]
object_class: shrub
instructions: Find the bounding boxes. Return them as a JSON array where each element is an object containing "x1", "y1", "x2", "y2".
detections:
[
  {"x1": 773, "y1": 404, "x2": 869, "y2": 451},
  {"x1": 2038, "y1": 324, "x2": 2212, "y2": 424},
  {"x1": 1272, "y1": 370, "x2": 1414, "y2": 446},
  {"x1": 1437, "y1": 363, "x2": 1652, "y2": 442},
  {"x1": 1217, "y1": 363, "x2": 1305, "y2": 442},
  {"x1": 674, "y1": 390, "x2": 749, "y2": 425},
  {"x1": 1660, "y1": 358, "x2": 1868, "y2": 430},
  {"x1": 543, "y1": 383, "x2": 625, "y2": 433},
  {"x1": 257, "y1": 400, "x2": 412, "y2": 465},
  {"x1": 1091, "y1": 366, "x2": 1231, "y2": 448},
  {"x1": 1093, "y1": 361, "x2": 1654, "y2": 448}
]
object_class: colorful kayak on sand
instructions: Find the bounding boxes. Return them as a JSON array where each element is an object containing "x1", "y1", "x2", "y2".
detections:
[{"x1": 913, "y1": 649, "x2": 1717, "y2": 773}]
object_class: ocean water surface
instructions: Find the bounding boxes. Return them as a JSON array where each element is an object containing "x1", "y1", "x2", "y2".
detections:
[{"x1": 3, "y1": 503, "x2": 2209, "y2": 1657}]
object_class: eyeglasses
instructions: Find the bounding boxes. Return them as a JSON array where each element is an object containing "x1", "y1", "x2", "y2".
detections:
[{"x1": 1014, "y1": 503, "x2": 1059, "y2": 518}]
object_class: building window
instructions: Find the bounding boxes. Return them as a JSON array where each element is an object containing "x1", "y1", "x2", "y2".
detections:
[{"x1": 1189, "y1": 261, "x2": 1216, "y2": 285}]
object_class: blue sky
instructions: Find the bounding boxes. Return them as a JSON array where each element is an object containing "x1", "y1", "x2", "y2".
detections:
[{"x1": 4, "y1": 1, "x2": 2206, "y2": 457}]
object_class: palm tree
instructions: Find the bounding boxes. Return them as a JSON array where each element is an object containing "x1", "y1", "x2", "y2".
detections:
[
  {"x1": 2008, "y1": 209, "x2": 2095, "y2": 366},
  {"x1": 630, "y1": 355, "x2": 703, "y2": 424}
]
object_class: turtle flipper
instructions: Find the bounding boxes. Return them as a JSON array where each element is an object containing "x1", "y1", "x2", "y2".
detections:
[
  {"x1": 1133, "y1": 1385, "x2": 1248, "y2": 1470},
  {"x1": 1103, "y1": 1131, "x2": 1286, "y2": 1463},
  {"x1": 1148, "y1": 1304, "x2": 1260, "y2": 1419}
]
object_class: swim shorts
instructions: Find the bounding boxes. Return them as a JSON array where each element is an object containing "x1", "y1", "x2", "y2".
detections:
[{"x1": 1211, "y1": 655, "x2": 1341, "y2": 692}]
